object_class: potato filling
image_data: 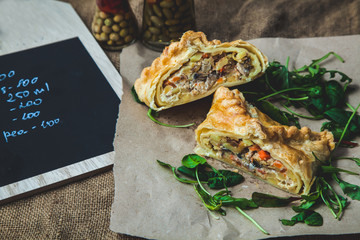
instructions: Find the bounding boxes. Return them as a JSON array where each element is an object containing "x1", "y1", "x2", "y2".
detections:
[
  {"x1": 161, "y1": 51, "x2": 254, "y2": 98},
  {"x1": 204, "y1": 135, "x2": 294, "y2": 187}
]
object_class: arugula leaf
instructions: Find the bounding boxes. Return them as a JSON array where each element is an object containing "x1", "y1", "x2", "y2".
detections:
[
  {"x1": 335, "y1": 157, "x2": 360, "y2": 167},
  {"x1": 281, "y1": 210, "x2": 323, "y2": 227},
  {"x1": 147, "y1": 109, "x2": 195, "y2": 128},
  {"x1": 207, "y1": 170, "x2": 244, "y2": 189},
  {"x1": 213, "y1": 191, "x2": 258, "y2": 209},
  {"x1": 292, "y1": 200, "x2": 317, "y2": 212},
  {"x1": 131, "y1": 85, "x2": 143, "y2": 104},
  {"x1": 321, "y1": 166, "x2": 359, "y2": 175},
  {"x1": 304, "y1": 212, "x2": 323, "y2": 226},
  {"x1": 181, "y1": 154, "x2": 207, "y2": 169},
  {"x1": 252, "y1": 192, "x2": 301, "y2": 207},
  {"x1": 177, "y1": 166, "x2": 244, "y2": 189},
  {"x1": 193, "y1": 184, "x2": 223, "y2": 212},
  {"x1": 256, "y1": 100, "x2": 300, "y2": 127},
  {"x1": 332, "y1": 173, "x2": 360, "y2": 201},
  {"x1": 156, "y1": 160, "x2": 198, "y2": 184}
]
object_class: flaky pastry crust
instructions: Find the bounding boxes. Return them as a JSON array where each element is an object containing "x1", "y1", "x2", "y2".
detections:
[
  {"x1": 134, "y1": 31, "x2": 268, "y2": 111},
  {"x1": 194, "y1": 87, "x2": 335, "y2": 195}
]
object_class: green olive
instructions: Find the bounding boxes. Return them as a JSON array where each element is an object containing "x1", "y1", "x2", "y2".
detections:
[
  {"x1": 158, "y1": 34, "x2": 170, "y2": 42},
  {"x1": 95, "y1": 33, "x2": 101, "y2": 41},
  {"x1": 99, "y1": 11, "x2": 108, "y2": 19},
  {"x1": 104, "y1": 18, "x2": 113, "y2": 26},
  {"x1": 107, "y1": 40, "x2": 114, "y2": 46},
  {"x1": 143, "y1": 30, "x2": 152, "y2": 40},
  {"x1": 96, "y1": 18, "x2": 103, "y2": 26},
  {"x1": 119, "y1": 20, "x2": 128, "y2": 28},
  {"x1": 149, "y1": 27, "x2": 161, "y2": 35},
  {"x1": 101, "y1": 25, "x2": 112, "y2": 34},
  {"x1": 152, "y1": 4, "x2": 163, "y2": 17},
  {"x1": 100, "y1": 32, "x2": 109, "y2": 41},
  {"x1": 124, "y1": 35, "x2": 133, "y2": 43},
  {"x1": 120, "y1": 28, "x2": 129, "y2": 37},
  {"x1": 160, "y1": 0, "x2": 175, "y2": 8},
  {"x1": 162, "y1": 8, "x2": 173, "y2": 19},
  {"x1": 144, "y1": 14, "x2": 152, "y2": 26},
  {"x1": 112, "y1": 24, "x2": 120, "y2": 32},
  {"x1": 113, "y1": 14, "x2": 124, "y2": 23},
  {"x1": 150, "y1": 16, "x2": 164, "y2": 27},
  {"x1": 109, "y1": 33, "x2": 120, "y2": 41},
  {"x1": 165, "y1": 19, "x2": 180, "y2": 26},
  {"x1": 168, "y1": 25, "x2": 182, "y2": 32},
  {"x1": 93, "y1": 24, "x2": 102, "y2": 33},
  {"x1": 151, "y1": 34, "x2": 159, "y2": 41}
]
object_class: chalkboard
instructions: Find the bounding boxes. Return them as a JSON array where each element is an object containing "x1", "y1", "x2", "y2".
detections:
[{"x1": 0, "y1": 37, "x2": 120, "y2": 187}]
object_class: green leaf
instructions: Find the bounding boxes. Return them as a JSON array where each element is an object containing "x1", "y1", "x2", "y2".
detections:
[
  {"x1": 335, "y1": 157, "x2": 360, "y2": 166},
  {"x1": 147, "y1": 109, "x2": 195, "y2": 128},
  {"x1": 304, "y1": 212, "x2": 323, "y2": 226},
  {"x1": 213, "y1": 191, "x2": 258, "y2": 209},
  {"x1": 156, "y1": 160, "x2": 198, "y2": 184},
  {"x1": 291, "y1": 210, "x2": 313, "y2": 222},
  {"x1": 257, "y1": 100, "x2": 299, "y2": 127},
  {"x1": 193, "y1": 184, "x2": 223, "y2": 211},
  {"x1": 321, "y1": 166, "x2": 359, "y2": 175},
  {"x1": 207, "y1": 170, "x2": 245, "y2": 189},
  {"x1": 280, "y1": 219, "x2": 296, "y2": 226},
  {"x1": 177, "y1": 166, "x2": 210, "y2": 181},
  {"x1": 325, "y1": 80, "x2": 345, "y2": 108},
  {"x1": 181, "y1": 154, "x2": 207, "y2": 169},
  {"x1": 131, "y1": 85, "x2": 143, "y2": 104},
  {"x1": 333, "y1": 176, "x2": 360, "y2": 201},
  {"x1": 292, "y1": 200, "x2": 317, "y2": 212},
  {"x1": 252, "y1": 192, "x2": 301, "y2": 207}
]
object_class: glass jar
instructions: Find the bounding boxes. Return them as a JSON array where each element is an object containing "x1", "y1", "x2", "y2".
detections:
[
  {"x1": 91, "y1": 0, "x2": 138, "y2": 51},
  {"x1": 141, "y1": 0, "x2": 196, "y2": 52}
]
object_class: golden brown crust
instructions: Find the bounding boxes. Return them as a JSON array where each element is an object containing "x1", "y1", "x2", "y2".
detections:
[
  {"x1": 134, "y1": 31, "x2": 268, "y2": 111},
  {"x1": 194, "y1": 86, "x2": 335, "y2": 194}
]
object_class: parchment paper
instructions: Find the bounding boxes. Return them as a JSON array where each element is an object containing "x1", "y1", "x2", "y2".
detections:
[{"x1": 110, "y1": 35, "x2": 360, "y2": 240}]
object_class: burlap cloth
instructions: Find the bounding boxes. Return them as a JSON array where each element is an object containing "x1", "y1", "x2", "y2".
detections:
[{"x1": 0, "y1": 0, "x2": 359, "y2": 239}]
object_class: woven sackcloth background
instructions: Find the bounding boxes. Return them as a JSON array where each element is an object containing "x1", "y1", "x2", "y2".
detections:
[{"x1": 1, "y1": 0, "x2": 360, "y2": 239}]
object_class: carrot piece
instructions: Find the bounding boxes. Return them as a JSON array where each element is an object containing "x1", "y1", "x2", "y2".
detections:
[
  {"x1": 249, "y1": 145, "x2": 261, "y2": 152},
  {"x1": 272, "y1": 160, "x2": 283, "y2": 169},
  {"x1": 202, "y1": 53, "x2": 210, "y2": 58},
  {"x1": 217, "y1": 77, "x2": 224, "y2": 83},
  {"x1": 171, "y1": 76, "x2": 181, "y2": 82},
  {"x1": 258, "y1": 150, "x2": 271, "y2": 160}
]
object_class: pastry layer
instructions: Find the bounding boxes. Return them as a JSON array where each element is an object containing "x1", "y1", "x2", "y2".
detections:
[
  {"x1": 194, "y1": 87, "x2": 335, "y2": 195},
  {"x1": 134, "y1": 31, "x2": 268, "y2": 111}
]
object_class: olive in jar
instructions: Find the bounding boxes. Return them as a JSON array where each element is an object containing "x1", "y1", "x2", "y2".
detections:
[{"x1": 141, "y1": 0, "x2": 196, "y2": 52}]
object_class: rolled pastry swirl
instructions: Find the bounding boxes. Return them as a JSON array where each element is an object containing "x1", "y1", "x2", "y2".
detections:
[
  {"x1": 134, "y1": 31, "x2": 268, "y2": 111},
  {"x1": 194, "y1": 87, "x2": 335, "y2": 195}
]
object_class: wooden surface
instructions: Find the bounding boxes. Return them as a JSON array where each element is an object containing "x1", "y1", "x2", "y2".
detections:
[{"x1": 0, "y1": 0, "x2": 122, "y2": 204}]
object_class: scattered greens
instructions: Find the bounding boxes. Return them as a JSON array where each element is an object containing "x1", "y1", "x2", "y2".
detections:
[
  {"x1": 157, "y1": 154, "x2": 270, "y2": 235},
  {"x1": 239, "y1": 52, "x2": 359, "y2": 143},
  {"x1": 154, "y1": 52, "x2": 360, "y2": 233}
]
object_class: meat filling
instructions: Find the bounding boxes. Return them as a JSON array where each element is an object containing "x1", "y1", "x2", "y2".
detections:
[
  {"x1": 206, "y1": 136, "x2": 290, "y2": 185},
  {"x1": 162, "y1": 52, "x2": 254, "y2": 98}
]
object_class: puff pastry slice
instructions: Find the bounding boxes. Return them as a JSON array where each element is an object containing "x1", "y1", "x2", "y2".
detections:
[
  {"x1": 134, "y1": 31, "x2": 268, "y2": 111},
  {"x1": 194, "y1": 87, "x2": 335, "y2": 195}
]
